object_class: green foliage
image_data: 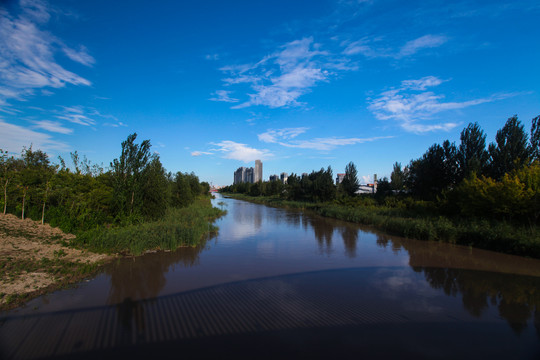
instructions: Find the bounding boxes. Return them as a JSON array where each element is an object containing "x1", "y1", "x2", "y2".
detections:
[
  {"x1": 488, "y1": 115, "x2": 531, "y2": 179},
  {"x1": 458, "y1": 122, "x2": 489, "y2": 180},
  {"x1": 341, "y1": 161, "x2": 359, "y2": 196},
  {"x1": 390, "y1": 162, "x2": 405, "y2": 191},
  {"x1": 75, "y1": 200, "x2": 225, "y2": 255},
  {"x1": 452, "y1": 162, "x2": 540, "y2": 224},
  {"x1": 407, "y1": 140, "x2": 458, "y2": 199}
]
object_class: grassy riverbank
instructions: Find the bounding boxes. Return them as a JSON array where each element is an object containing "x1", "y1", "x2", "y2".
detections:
[
  {"x1": 223, "y1": 193, "x2": 540, "y2": 259},
  {"x1": 73, "y1": 199, "x2": 225, "y2": 255},
  {"x1": 0, "y1": 198, "x2": 225, "y2": 310}
]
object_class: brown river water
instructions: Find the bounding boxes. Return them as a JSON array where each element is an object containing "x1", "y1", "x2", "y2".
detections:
[{"x1": 1, "y1": 194, "x2": 539, "y2": 359}]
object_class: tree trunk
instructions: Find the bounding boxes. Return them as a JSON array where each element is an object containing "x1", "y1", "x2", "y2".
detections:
[
  {"x1": 130, "y1": 190, "x2": 134, "y2": 215},
  {"x1": 3, "y1": 178, "x2": 7, "y2": 215},
  {"x1": 41, "y1": 182, "x2": 49, "y2": 225},
  {"x1": 22, "y1": 187, "x2": 27, "y2": 220}
]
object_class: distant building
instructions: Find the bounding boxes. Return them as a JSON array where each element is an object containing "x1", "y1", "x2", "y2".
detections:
[
  {"x1": 302, "y1": 173, "x2": 308, "y2": 178},
  {"x1": 336, "y1": 173, "x2": 345, "y2": 185},
  {"x1": 269, "y1": 174, "x2": 279, "y2": 182},
  {"x1": 234, "y1": 167, "x2": 246, "y2": 185},
  {"x1": 233, "y1": 160, "x2": 262, "y2": 184},
  {"x1": 254, "y1": 160, "x2": 262, "y2": 182},
  {"x1": 280, "y1": 172, "x2": 288, "y2": 184},
  {"x1": 246, "y1": 167, "x2": 254, "y2": 183}
]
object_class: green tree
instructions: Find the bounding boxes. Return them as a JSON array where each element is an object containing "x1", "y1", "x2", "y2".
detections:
[
  {"x1": 531, "y1": 115, "x2": 540, "y2": 161},
  {"x1": 390, "y1": 162, "x2": 405, "y2": 191},
  {"x1": 488, "y1": 115, "x2": 531, "y2": 179},
  {"x1": 458, "y1": 122, "x2": 489, "y2": 180},
  {"x1": 341, "y1": 161, "x2": 360, "y2": 196},
  {"x1": 407, "y1": 141, "x2": 458, "y2": 199},
  {"x1": 110, "y1": 133, "x2": 152, "y2": 219}
]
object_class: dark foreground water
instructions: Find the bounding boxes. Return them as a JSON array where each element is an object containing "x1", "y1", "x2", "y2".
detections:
[{"x1": 1, "y1": 194, "x2": 539, "y2": 359}]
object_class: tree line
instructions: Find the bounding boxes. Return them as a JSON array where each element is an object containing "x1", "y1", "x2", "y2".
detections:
[
  {"x1": 0, "y1": 133, "x2": 210, "y2": 233},
  {"x1": 222, "y1": 114, "x2": 539, "y2": 225}
]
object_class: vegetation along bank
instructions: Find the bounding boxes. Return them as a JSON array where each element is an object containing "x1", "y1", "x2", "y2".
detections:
[
  {"x1": 222, "y1": 115, "x2": 540, "y2": 259},
  {"x1": 0, "y1": 133, "x2": 225, "y2": 310}
]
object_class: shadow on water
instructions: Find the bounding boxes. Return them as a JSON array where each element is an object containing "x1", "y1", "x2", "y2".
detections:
[{"x1": 376, "y1": 234, "x2": 540, "y2": 337}]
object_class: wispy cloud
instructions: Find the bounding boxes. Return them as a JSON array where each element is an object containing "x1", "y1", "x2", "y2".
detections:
[
  {"x1": 0, "y1": 0, "x2": 92, "y2": 111},
  {"x1": 211, "y1": 141, "x2": 272, "y2": 162},
  {"x1": 398, "y1": 35, "x2": 448, "y2": 57},
  {"x1": 0, "y1": 118, "x2": 69, "y2": 152},
  {"x1": 209, "y1": 90, "x2": 239, "y2": 103},
  {"x1": 32, "y1": 120, "x2": 73, "y2": 134},
  {"x1": 56, "y1": 106, "x2": 96, "y2": 126},
  {"x1": 62, "y1": 45, "x2": 95, "y2": 67},
  {"x1": 191, "y1": 151, "x2": 213, "y2": 157},
  {"x1": 219, "y1": 37, "x2": 344, "y2": 109},
  {"x1": 368, "y1": 76, "x2": 512, "y2": 133},
  {"x1": 258, "y1": 127, "x2": 392, "y2": 151},
  {"x1": 258, "y1": 127, "x2": 309, "y2": 143},
  {"x1": 340, "y1": 34, "x2": 448, "y2": 59}
]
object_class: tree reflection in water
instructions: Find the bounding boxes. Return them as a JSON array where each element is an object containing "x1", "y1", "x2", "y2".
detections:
[
  {"x1": 377, "y1": 234, "x2": 540, "y2": 337},
  {"x1": 106, "y1": 235, "x2": 216, "y2": 332}
]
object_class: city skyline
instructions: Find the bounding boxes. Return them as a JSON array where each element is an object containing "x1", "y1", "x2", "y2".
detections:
[{"x1": 1, "y1": 0, "x2": 539, "y2": 186}]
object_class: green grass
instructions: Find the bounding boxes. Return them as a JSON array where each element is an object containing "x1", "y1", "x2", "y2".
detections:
[
  {"x1": 224, "y1": 193, "x2": 540, "y2": 259},
  {"x1": 73, "y1": 200, "x2": 225, "y2": 255}
]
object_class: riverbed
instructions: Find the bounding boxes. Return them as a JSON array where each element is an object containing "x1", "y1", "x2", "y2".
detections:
[{"x1": 1, "y1": 194, "x2": 539, "y2": 359}]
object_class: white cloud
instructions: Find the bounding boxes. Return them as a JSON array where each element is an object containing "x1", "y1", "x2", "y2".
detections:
[
  {"x1": 218, "y1": 37, "x2": 338, "y2": 109},
  {"x1": 62, "y1": 45, "x2": 95, "y2": 67},
  {"x1": 401, "y1": 76, "x2": 445, "y2": 90},
  {"x1": 191, "y1": 151, "x2": 213, "y2": 156},
  {"x1": 209, "y1": 90, "x2": 239, "y2": 103},
  {"x1": 341, "y1": 34, "x2": 447, "y2": 60},
  {"x1": 211, "y1": 141, "x2": 272, "y2": 162},
  {"x1": 56, "y1": 106, "x2": 95, "y2": 126},
  {"x1": 0, "y1": 118, "x2": 69, "y2": 152},
  {"x1": 369, "y1": 76, "x2": 509, "y2": 133},
  {"x1": 32, "y1": 120, "x2": 73, "y2": 134},
  {"x1": 258, "y1": 127, "x2": 392, "y2": 151},
  {"x1": 277, "y1": 136, "x2": 393, "y2": 151},
  {"x1": 258, "y1": 127, "x2": 309, "y2": 143},
  {"x1": 0, "y1": 0, "x2": 92, "y2": 111},
  {"x1": 398, "y1": 35, "x2": 448, "y2": 57}
]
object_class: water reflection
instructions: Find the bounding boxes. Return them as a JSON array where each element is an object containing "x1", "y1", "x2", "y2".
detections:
[
  {"x1": 106, "y1": 242, "x2": 209, "y2": 304},
  {"x1": 377, "y1": 234, "x2": 540, "y2": 336}
]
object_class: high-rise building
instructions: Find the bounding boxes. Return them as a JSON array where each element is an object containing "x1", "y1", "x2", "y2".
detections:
[
  {"x1": 254, "y1": 160, "x2": 262, "y2": 182},
  {"x1": 234, "y1": 167, "x2": 246, "y2": 185},
  {"x1": 246, "y1": 167, "x2": 254, "y2": 183},
  {"x1": 269, "y1": 174, "x2": 279, "y2": 182},
  {"x1": 336, "y1": 173, "x2": 345, "y2": 185},
  {"x1": 280, "y1": 172, "x2": 288, "y2": 184}
]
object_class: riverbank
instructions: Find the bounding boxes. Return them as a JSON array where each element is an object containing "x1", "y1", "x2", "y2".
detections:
[
  {"x1": 0, "y1": 213, "x2": 111, "y2": 310},
  {"x1": 223, "y1": 193, "x2": 540, "y2": 259},
  {"x1": 0, "y1": 199, "x2": 226, "y2": 310}
]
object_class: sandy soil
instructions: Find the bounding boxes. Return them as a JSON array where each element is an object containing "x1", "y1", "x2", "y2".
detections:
[{"x1": 0, "y1": 213, "x2": 111, "y2": 308}]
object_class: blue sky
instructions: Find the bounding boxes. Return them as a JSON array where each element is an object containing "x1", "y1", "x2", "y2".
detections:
[{"x1": 1, "y1": 0, "x2": 539, "y2": 186}]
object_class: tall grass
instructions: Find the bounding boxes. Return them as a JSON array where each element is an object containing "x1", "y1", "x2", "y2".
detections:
[
  {"x1": 74, "y1": 201, "x2": 225, "y2": 255},
  {"x1": 224, "y1": 193, "x2": 540, "y2": 258}
]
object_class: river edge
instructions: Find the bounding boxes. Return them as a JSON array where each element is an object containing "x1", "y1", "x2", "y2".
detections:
[
  {"x1": 0, "y1": 205, "x2": 224, "y2": 311},
  {"x1": 222, "y1": 193, "x2": 540, "y2": 260}
]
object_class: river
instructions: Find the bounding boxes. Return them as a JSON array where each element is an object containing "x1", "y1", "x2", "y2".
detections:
[{"x1": 1, "y1": 194, "x2": 539, "y2": 359}]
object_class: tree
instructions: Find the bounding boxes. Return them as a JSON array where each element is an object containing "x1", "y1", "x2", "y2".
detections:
[
  {"x1": 531, "y1": 115, "x2": 540, "y2": 161},
  {"x1": 390, "y1": 162, "x2": 405, "y2": 191},
  {"x1": 341, "y1": 162, "x2": 360, "y2": 196},
  {"x1": 407, "y1": 141, "x2": 458, "y2": 199},
  {"x1": 488, "y1": 115, "x2": 531, "y2": 179},
  {"x1": 457, "y1": 122, "x2": 489, "y2": 180},
  {"x1": 110, "y1": 133, "x2": 152, "y2": 219},
  {"x1": 0, "y1": 149, "x2": 16, "y2": 214}
]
